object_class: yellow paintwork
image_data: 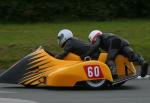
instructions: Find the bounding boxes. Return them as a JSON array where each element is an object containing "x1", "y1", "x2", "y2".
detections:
[
  {"x1": 98, "y1": 53, "x2": 136, "y2": 76},
  {"x1": 46, "y1": 61, "x2": 112, "y2": 86},
  {"x1": 20, "y1": 48, "x2": 136, "y2": 87}
]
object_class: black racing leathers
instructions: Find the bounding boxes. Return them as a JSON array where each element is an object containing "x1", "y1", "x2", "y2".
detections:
[
  {"x1": 86, "y1": 33, "x2": 148, "y2": 77},
  {"x1": 55, "y1": 38, "x2": 100, "y2": 60}
]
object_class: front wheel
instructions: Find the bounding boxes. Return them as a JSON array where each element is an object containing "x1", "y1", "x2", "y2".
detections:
[{"x1": 85, "y1": 80, "x2": 107, "y2": 89}]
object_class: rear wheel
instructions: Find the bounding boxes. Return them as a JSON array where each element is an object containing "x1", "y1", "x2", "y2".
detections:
[
  {"x1": 113, "y1": 81, "x2": 126, "y2": 87},
  {"x1": 23, "y1": 84, "x2": 38, "y2": 88},
  {"x1": 85, "y1": 80, "x2": 107, "y2": 89}
]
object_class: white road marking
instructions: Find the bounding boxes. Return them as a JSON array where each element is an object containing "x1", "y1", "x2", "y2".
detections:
[
  {"x1": 0, "y1": 98, "x2": 38, "y2": 103},
  {"x1": 0, "y1": 91, "x2": 16, "y2": 94}
]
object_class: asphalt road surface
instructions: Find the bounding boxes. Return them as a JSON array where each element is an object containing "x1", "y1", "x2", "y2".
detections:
[{"x1": 0, "y1": 68, "x2": 150, "y2": 103}]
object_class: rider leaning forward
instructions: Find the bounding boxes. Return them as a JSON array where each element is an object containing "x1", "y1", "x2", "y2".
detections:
[{"x1": 84, "y1": 30, "x2": 148, "y2": 78}]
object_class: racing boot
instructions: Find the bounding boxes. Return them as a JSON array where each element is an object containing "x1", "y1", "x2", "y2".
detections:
[
  {"x1": 134, "y1": 54, "x2": 148, "y2": 77},
  {"x1": 140, "y1": 61, "x2": 148, "y2": 77},
  {"x1": 130, "y1": 53, "x2": 149, "y2": 77},
  {"x1": 121, "y1": 46, "x2": 149, "y2": 77}
]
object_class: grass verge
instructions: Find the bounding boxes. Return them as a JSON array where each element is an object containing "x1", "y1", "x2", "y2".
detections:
[{"x1": 0, "y1": 19, "x2": 150, "y2": 69}]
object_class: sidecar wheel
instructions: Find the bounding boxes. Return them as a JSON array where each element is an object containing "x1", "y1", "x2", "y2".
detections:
[{"x1": 85, "y1": 80, "x2": 107, "y2": 89}]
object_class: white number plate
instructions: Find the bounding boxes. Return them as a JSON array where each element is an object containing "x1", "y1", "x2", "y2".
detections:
[{"x1": 84, "y1": 65, "x2": 103, "y2": 78}]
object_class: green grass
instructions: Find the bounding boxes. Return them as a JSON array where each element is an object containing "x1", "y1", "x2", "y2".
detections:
[{"x1": 0, "y1": 19, "x2": 150, "y2": 69}]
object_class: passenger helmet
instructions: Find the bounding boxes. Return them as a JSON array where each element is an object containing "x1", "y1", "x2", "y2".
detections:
[
  {"x1": 57, "y1": 29, "x2": 73, "y2": 47},
  {"x1": 89, "y1": 30, "x2": 103, "y2": 44}
]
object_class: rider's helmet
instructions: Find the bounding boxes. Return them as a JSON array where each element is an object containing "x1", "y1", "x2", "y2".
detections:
[
  {"x1": 89, "y1": 30, "x2": 103, "y2": 44},
  {"x1": 57, "y1": 29, "x2": 73, "y2": 47}
]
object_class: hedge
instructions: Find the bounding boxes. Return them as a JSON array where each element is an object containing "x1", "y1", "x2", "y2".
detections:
[{"x1": 0, "y1": 0, "x2": 150, "y2": 22}]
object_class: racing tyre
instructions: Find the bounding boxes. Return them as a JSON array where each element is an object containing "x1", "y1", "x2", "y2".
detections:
[
  {"x1": 85, "y1": 80, "x2": 107, "y2": 89},
  {"x1": 113, "y1": 81, "x2": 126, "y2": 87},
  {"x1": 23, "y1": 85, "x2": 37, "y2": 88}
]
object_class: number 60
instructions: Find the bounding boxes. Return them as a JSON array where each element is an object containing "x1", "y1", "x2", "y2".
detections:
[{"x1": 84, "y1": 65, "x2": 102, "y2": 78}]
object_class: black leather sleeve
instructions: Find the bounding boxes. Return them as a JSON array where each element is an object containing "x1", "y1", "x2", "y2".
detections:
[
  {"x1": 85, "y1": 38, "x2": 101, "y2": 56},
  {"x1": 55, "y1": 40, "x2": 72, "y2": 59},
  {"x1": 55, "y1": 50, "x2": 70, "y2": 59}
]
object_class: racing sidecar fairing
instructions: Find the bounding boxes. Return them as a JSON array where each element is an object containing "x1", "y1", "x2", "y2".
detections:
[{"x1": 0, "y1": 47, "x2": 137, "y2": 89}]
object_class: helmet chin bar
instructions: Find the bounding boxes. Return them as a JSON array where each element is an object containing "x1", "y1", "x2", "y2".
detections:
[
  {"x1": 58, "y1": 40, "x2": 66, "y2": 48},
  {"x1": 57, "y1": 40, "x2": 62, "y2": 47}
]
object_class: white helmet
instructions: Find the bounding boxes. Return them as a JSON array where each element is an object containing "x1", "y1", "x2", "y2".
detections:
[
  {"x1": 57, "y1": 29, "x2": 73, "y2": 47},
  {"x1": 89, "y1": 30, "x2": 103, "y2": 43}
]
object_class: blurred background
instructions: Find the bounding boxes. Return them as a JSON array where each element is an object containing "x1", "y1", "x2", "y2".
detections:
[{"x1": 0, "y1": 0, "x2": 150, "y2": 69}]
